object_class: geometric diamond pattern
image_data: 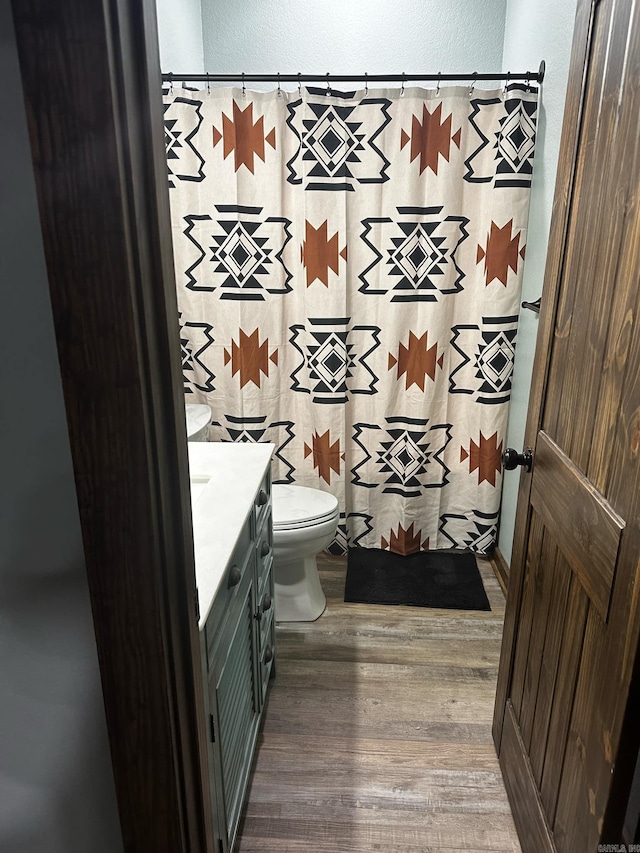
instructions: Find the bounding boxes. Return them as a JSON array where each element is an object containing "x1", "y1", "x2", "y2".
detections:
[
  {"x1": 495, "y1": 96, "x2": 537, "y2": 186},
  {"x1": 360, "y1": 206, "x2": 469, "y2": 302},
  {"x1": 450, "y1": 315, "x2": 519, "y2": 405},
  {"x1": 352, "y1": 417, "x2": 452, "y2": 497},
  {"x1": 286, "y1": 94, "x2": 392, "y2": 191},
  {"x1": 182, "y1": 206, "x2": 293, "y2": 300},
  {"x1": 166, "y1": 83, "x2": 537, "y2": 554},
  {"x1": 290, "y1": 319, "x2": 380, "y2": 404},
  {"x1": 476, "y1": 331, "x2": 516, "y2": 391}
]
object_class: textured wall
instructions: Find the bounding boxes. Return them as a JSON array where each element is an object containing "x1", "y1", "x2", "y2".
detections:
[
  {"x1": 201, "y1": 0, "x2": 507, "y2": 87},
  {"x1": 156, "y1": 0, "x2": 204, "y2": 72},
  {"x1": 0, "y1": 3, "x2": 124, "y2": 850},
  {"x1": 498, "y1": 0, "x2": 577, "y2": 564}
]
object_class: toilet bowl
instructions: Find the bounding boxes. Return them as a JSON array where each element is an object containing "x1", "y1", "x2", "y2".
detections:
[
  {"x1": 185, "y1": 403, "x2": 211, "y2": 442},
  {"x1": 272, "y1": 484, "x2": 339, "y2": 622}
]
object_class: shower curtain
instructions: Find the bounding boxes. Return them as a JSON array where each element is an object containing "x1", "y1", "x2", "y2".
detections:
[{"x1": 164, "y1": 82, "x2": 538, "y2": 554}]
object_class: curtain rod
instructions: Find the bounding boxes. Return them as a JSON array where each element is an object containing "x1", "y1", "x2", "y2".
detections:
[{"x1": 162, "y1": 60, "x2": 545, "y2": 86}]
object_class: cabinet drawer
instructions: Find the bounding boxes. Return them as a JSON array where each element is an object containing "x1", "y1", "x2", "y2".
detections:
[
  {"x1": 205, "y1": 520, "x2": 253, "y2": 668},
  {"x1": 254, "y1": 469, "x2": 271, "y2": 533},
  {"x1": 255, "y1": 510, "x2": 272, "y2": 591}
]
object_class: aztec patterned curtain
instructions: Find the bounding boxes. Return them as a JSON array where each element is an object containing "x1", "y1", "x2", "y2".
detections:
[{"x1": 164, "y1": 82, "x2": 538, "y2": 554}]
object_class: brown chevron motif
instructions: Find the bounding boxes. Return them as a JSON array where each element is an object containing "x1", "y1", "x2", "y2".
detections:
[
  {"x1": 476, "y1": 220, "x2": 526, "y2": 286},
  {"x1": 223, "y1": 328, "x2": 278, "y2": 388},
  {"x1": 301, "y1": 221, "x2": 348, "y2": 287},
  {"x1": 381, "y1": 523, "x2": 429, "y2": 556},
  {"x1": 212, "y1": 101, "x2": 276, "y2": 173},
  {"x1": 304, "y1": 429, "x2": 344, "y2": 484},
  {"x1": 460, "y1": 432, "x2": 503, "y2": 486},
  {"x1": 389, "y1": 331, "x2": 444, "y2": 391},
  {"x1": 400, "y1": 102, "x2": 462, "y2": 176}
]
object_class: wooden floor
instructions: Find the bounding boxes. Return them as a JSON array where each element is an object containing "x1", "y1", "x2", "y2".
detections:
[{"x1": 237, "y1": 554, "x2": 521, "y2": 852}]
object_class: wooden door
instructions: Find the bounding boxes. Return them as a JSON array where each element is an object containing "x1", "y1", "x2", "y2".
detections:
[{"x1": 494, "y1": 0, "x2": 640, "y2": 850}]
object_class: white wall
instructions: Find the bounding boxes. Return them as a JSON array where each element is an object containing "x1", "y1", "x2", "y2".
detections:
[
  {"x1": 0, "y1": 3, "x2": 124, "y2": 851},
  {"x1": 156, "y1": 0, "x2": 204, "y2": 72},
  {"x1": 201, "y1": 0, "x2": 507, "y2": 87},
  {"x1": 498, "y1": 0, "x2": 577, "y2": 564}
]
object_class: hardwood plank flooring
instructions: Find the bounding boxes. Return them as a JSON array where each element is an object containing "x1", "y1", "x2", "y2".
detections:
[{"x1": 237, "y1": 554, "x2": 521, "y2": 852}]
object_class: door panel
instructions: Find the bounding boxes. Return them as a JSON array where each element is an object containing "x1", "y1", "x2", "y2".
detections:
[
  {"x1": 543, "y1": 0, "x2": 633, "y2": 455},
  {"x1": 494, "y1": 0, "x2": 640, "y2": 848},
  {"x1": 538, "y1": 572, "x2": 589, "y2": 824},
  {"x1": 527, "y1": 551, "x2": 572, "y2": 780},
  {"x1": 501, "y1": 703, "x2": 555, "y2": 853},
  {"x1": 512, "y1": 522, "x2": 558, "y2": 730},
  {"x1": 530, "y1": 431, "x2": 624, "y2": 620},
  {"x1": 509, "y1": 512, "x2": 545, "y2": 721},
  {"x1": 520, "y1": 544, "x2": 570, "y2": 757}
]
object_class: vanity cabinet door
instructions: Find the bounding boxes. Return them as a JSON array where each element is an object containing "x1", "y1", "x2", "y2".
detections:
[
  {"x1": 255, "y1": 510, "x2": 273, "y2": 595},
  {"x1": 209, "y1": 568, "x2": 260, "y2": 852},
  {"x1": 202, "y1": 463, "x2": 276, "y2": 852},
  {"x1": 254, "y1": 468, "x2": 271, "y2": 534}
]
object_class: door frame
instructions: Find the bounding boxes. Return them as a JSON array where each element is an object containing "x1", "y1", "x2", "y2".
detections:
[
  {"x1": 10, "y1": 1, "x2": 212, "y2": 850},
  {"x1": 493, "y1": 0, "x2": 640, "y2": 840}
]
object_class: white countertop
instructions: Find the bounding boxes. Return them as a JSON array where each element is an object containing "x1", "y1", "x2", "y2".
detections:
[{"x1": 188, "y1": 441, "x2": 274, "y2": 630}]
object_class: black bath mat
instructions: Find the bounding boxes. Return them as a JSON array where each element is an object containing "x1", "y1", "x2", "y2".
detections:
[{"x1": 344, "y1": 547, "x2": 491, "y2": 611}]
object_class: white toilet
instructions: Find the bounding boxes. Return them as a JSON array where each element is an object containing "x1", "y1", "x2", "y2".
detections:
[
  {"x1": 272, "y1": 484, "x2": 339, "y2": 622},
  {"x1": 183, "y1": 404, "x2": 337, "y2": 622},
  {"x1": 185, "y1": 403, "x2": 211, "y2": 442}
]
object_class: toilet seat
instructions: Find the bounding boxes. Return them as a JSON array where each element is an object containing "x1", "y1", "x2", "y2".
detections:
[{"x1": 272, "y1": 484, "x2": 339, "y2": 531}]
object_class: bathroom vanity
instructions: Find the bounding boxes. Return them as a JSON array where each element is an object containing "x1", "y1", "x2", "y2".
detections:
[{"x1": 188, "y1": 441, "x2": 275, "y2": 853}]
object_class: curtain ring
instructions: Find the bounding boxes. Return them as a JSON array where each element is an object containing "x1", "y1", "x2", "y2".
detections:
[
  {"x1": 298, "y1": 72, "x2": 302, "y2": 97},
  {"x1": 436, "y1": 72, "x2": 441, "y2": 97},
  {"x1": 365, "y1": 72, "x2": 368, "y2": 95},
  {"x1": 525, "y1": 72, "x2": 531, "y2": 92},
  {"x1": 206, "y1": 73, "x2": 210, "y2": 95},
  {"x1": 503, "y1": 71, "x2": 511, "y2": 97},
  {"x1": 277, "y1": 72, "x2": 282, "y2": 97},
  {"x1": 242, "y1": 72, "x2": 246, "y2": 98},
  {"x1": 168, "y1": 72, "x2": 173, "y2": 95},
  {"x1": 400, "y1": 73, "x2": 405, "y2": 97},
  {"x1": 469, "y1": 72, "x2": 477, "y2": 96},
  {"x1": 326, "y1": 72, "x2": 331, "y2": 96}
]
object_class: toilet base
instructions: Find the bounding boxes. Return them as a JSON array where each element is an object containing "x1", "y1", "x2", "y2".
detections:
[{"x1": 274, "y1": 554, "x2": 326, "y2": 622}]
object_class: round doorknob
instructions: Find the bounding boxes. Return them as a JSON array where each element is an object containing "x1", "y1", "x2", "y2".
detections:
[
  {"x1": 260, "y1": 541, "x2": 271, "y2": 558},
  {"x1": 257, "y1": 489, "x2": 268, "y2": 506},
  {"x1": 502, "y1": 447, "x2": 533, "y2": 472},
  {"x1": 227, "y1": 565, "x2": 242, "y2": 588},
  {"x1": 262, "y1": 593, "x2": 272, "y2": 612},
  {"x1": 264, "y1": 646, "x2": 274, "y2": 664}
]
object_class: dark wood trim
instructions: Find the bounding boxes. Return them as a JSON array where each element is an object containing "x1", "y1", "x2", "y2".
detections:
[
  {"x1": 10, "y1": 1, "x2": 212, "y2": 850},
  {"x1": 492, "y1": 0, "x2": 596, "y2": 751},
  {"x1": 489, "y1": 547, "x2": 509, "y2": 598}
]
